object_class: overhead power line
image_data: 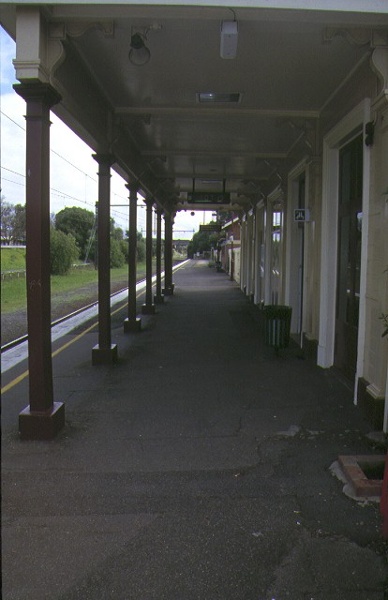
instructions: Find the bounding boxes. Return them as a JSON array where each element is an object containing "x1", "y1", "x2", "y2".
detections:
[
  {"x1": 1, "y1": 109, "x2": 145, "y2": 226},
  {"x1": 51, "y1": 149, "x2": 97, "y2": 181},
  {"x1": 2, "y1": 175, "x2": 130, "y2": 224},
  {"x1": 1, "y1": 166, "x2": 25, "y2": 178},
  {"x1": 1, "y1": 176, "x2": 24, "y2": 187},
  {"x1": 0, "y1": 109, "x2": 24, "y2": 131}
]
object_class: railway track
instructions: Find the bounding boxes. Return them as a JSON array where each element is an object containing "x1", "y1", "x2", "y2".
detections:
[{"x1": 1, "y1": 285, "x2": 130, "y2": 354}]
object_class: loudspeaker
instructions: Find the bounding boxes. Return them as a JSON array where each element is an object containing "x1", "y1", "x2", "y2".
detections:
[{"x1": 220, "y1": 21, "x2": 238, "y2": 59}]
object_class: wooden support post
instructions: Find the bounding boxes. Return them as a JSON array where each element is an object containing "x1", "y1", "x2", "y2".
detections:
[
  {"x1": 381, "y1": 452, "x2": 388, "y2": 538},
  {"x1": 154, "y1": 207, "x2": 164, "y2": 304},
  {"x1": 142, "y1": 197, "x2": 156, "y2": 314},
  {"x1": 124, "y1": 183, "x2": 141, "y2": 332},
  {"x1": 92, "y1": 154, "x2": 118, "y2": 364},
  {"x1": 163, "y1": 210, "x2": 174, "y2": 296},
  {"x1": 14, "y1": 82, "x2": 65, "y2": 440}
]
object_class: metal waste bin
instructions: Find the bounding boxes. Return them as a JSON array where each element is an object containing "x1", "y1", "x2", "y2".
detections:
[{"x1": 263, "y1": 305, "x2": 292, "y2": 353}]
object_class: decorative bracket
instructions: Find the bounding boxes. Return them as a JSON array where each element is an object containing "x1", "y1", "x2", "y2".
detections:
[
  {"x1": 49, "y1": 20, "x2": 114, "y2": 40},
  {"x1": 324, "y1": 27, "x2": 388, "y2": 109},
  {"x1": 370, "y1": 47, "x2": 388, "y2": 111},
  {"x1": 371, "y1": 47, "x2": 388, "y2": 90},
  {"x1": 324, "y1": 27, "x2": 388, "y2": 48},
  {"x1": 46, "y1": 20, "x2": 114, "y2": 78}
]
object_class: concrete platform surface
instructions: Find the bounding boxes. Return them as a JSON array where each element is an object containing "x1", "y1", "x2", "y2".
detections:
[{"x1": 2, "y1": 260, "x2": 387, "y2": 599}]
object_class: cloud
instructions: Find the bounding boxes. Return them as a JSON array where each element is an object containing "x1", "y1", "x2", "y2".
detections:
[
  {"x1": 1, "y1": 92, "x2": 208, "y2": 238},
  {"x1": 1, "y1": 91, "x2": 132, "y2": 230},
  {"x1": 0, "y1": 27, "x2": 17, "y2": 92},
  {"x1": 1, "y1": 92, "x2": 26, "y2": 204}
]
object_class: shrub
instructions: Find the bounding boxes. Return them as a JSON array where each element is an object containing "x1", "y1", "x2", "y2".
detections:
[
  {"x1": 137, "y1": 237, "x2": 146, "y2": 262},
  {"x1": 120, "y1": 239, "x2": 129, "y2": 263},
  {"x1": 55, "y1": 206, "x2": 95, "y2": 260},
  {"x1": 50, "y1": 228, "x2": 79, "y2": 275},
  {"x1": 110, "y1": 238, "x2": 126, "y2": 268}
]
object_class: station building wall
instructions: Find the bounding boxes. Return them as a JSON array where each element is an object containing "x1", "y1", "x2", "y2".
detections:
[{"x1": 239, "y1": 54, "x2": 388, "y2": 430}]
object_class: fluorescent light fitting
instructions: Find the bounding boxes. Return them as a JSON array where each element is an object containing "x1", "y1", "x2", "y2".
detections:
[
  {"x1": 197, "y1": 92, "x2": 241, "y2": 103},
  {"x1": 220, "y1": 20, "x2": 238, "y2": 59}
]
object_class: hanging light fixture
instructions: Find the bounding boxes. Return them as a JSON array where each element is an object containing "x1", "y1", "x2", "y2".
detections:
[{"x1": 129, "y1": 32, "x2": 151, "y2": 66}]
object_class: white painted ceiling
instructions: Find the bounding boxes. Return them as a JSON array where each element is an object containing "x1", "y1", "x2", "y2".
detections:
[{"x1": 2, "y1": 3, "x2": 388, "y2": 211}]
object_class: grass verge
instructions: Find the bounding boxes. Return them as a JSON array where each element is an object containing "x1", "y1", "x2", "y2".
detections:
[
  {"x1": 1, "y1": 263, "x2": 147, "y2": 315},
  {"x1": 1, "y1": 247, "x2": 26, "y2": 271}
]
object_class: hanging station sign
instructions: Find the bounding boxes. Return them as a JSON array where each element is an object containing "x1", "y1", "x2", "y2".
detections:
[
  {"x1": 200, "y1": 223, "x2": 221, "y2": 232},
  {"x1": 187, "y1": 192, "x2": 231, "y2": 204}
]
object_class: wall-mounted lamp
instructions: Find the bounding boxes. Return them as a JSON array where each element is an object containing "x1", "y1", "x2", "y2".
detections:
[{"x1": 129, "y1": 32, "x2": 151, "y2": 66}]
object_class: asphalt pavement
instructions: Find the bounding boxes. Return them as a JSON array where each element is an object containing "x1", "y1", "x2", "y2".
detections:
[{"x1": 2, "y1": 259, "x2": 387, "y2": 599}]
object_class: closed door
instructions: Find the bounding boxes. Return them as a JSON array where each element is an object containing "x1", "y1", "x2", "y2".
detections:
[{"x1": 334, "y1": 134, "x2": 363, "y2": 380}]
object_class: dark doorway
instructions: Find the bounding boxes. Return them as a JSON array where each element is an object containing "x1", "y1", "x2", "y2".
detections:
[{"x1": 334, "y1": 134, "x2": 363, "y2": 380}]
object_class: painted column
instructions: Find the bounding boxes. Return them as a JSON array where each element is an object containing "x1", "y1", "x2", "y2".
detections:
[
  {"x1": 14, "y1": 82, "x2": 65, "y2": 440},
  {"x1": 230, "y1": 237, "x2": 235, "y2": 281},
  {"x1": 92, "y1": 154, "x2": 118, "y2": 364},
  {"x1": 142, "y1": 197, "x2": 156, "y2": 314},
  {"x1": 239, "y1": 219, "x2": 246, "y2": 289},
  {"x1": 163, "y1": 210, "x2": 174, "y2": 295},
  {"x1": 370, "y1": 48, "x2": 388, "y2": 430},
  {"x1": 154, "y1": 207, "x2": 164, "y2": 304},
  {"x1": 124, "y1": 183, "x2": 141, "y2": 332}
]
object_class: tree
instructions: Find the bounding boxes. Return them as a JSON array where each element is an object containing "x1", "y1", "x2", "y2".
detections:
[
  {"x1": 12, "y1": 204, "x2": 26, "y2": 244},
  {"x1": 55, "y1": 206, "x2": 95, "y2": 260},
  {"x1": 137, "y1": 231, "x2": 146, "y2": 262},
  {"x1": 124, "y1": 230, "x2": 146, "y2": 262},
  {"x1": 0, "y1": 199, "x2": 26, "y2": 244},
  {"x1": 187, "y1": 223, "x2": 221, "y2": 257},
  {"x1": 110, "y1": 238, "x2": 126, "y2": 268},
  {"x1": 110, "y1": 218, "x2": 124, "y2": 242},
  {"x1": 0, "y1": 199, "x2": 14, "y2": 244},
  {"x1": 50, "y1": 227, "x2": 79, "y2": 275},
  {"x1": 120, "y1": 239, "x2": 129, "y2": 263},
  {"x1": 112, "y1": 225, "x2": 124, "y2": 241}
]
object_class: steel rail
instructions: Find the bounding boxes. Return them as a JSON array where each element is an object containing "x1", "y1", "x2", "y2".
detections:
[{"x1": 0, "y1": 283, "x2": 136, "y2": 354}]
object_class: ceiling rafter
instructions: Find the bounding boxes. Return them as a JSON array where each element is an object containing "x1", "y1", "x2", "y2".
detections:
[
  {"x1": 116, "y1": 107, "x2": 320, "y2": 119},
  {"x1": 141, "y1": 150, "x2": 288, "y2": 159}
]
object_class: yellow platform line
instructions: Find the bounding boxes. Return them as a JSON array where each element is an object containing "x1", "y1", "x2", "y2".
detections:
[
  {"x1": 1, "y1": 298, "x2": 129, "y2": 395},
  {"x1": 1, "y1": 264, "x2": 187, "y2": 395}
]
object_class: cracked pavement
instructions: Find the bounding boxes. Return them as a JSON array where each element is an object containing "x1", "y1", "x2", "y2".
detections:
[{"x1": 2, "y1": 260, "x2": 387, "y2": 599}]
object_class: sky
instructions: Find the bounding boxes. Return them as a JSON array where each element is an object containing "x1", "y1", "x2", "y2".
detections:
[{"x1": 0, "y1": 27, "x2": 210, "y2": 239}]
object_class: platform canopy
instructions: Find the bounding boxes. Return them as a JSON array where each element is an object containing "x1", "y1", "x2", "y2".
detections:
[{"x1": 1, "y1": 1, "x2": 388, "y2": 211}]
